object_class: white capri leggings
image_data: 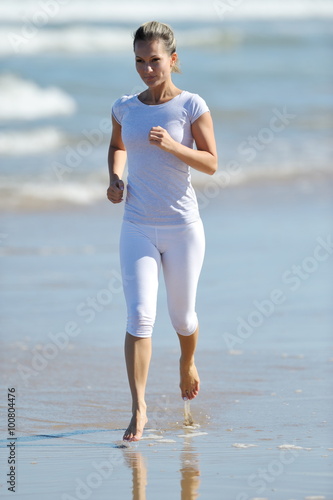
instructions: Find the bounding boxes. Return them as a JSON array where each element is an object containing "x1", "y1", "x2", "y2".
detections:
[{"x1": 119, "y1": 219, "x2": 205, "y2": 338}]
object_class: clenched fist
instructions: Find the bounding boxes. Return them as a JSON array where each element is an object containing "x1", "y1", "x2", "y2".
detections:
[
  {"x1": 107, "y1": 179, "x2": 124, "y2": 204},
  {"x1": 148, "y1": 126, "x2": 176, "y2": 152}
]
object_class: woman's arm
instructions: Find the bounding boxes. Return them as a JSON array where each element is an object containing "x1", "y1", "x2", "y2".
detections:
[
  {"x1": 107, "y1": 116, "x2": 127, "y2": 204},
  {"x1": 148, "y1": 112, "x2": 218, "y2": 175}
]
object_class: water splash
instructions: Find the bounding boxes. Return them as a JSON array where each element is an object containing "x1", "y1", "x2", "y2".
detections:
[{"x1": 183, "y1": 400, "x2": 194, "y2": 426}]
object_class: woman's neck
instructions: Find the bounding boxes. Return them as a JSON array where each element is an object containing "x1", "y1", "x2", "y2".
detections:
[{"x1": 139, "y1": 82, "x2": 182, "y2": 105}]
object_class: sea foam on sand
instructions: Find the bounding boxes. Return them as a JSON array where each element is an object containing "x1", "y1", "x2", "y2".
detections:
[
  {"x1": 232, "y1": 443, "x2": 258, "y2": 449},
  {"x1": 277, "y1": 444, "x2": 312, "y2": 451}
]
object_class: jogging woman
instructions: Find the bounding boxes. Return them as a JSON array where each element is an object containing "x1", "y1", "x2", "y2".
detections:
[{"x1": 107, "y1": 21, "x2": 218, "y2": 441}]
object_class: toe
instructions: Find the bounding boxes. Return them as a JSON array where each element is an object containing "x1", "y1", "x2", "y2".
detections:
[
  {"x1": 182, "y1": 389, "x2": 189, "y2": 400},
  {"x1": 123, "y1": 430, "x2": 132, "y2": 441}
]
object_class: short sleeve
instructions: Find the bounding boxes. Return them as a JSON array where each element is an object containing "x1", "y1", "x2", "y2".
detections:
[
  {"x1": 188, "y1": 94, "x2": 210, "y2": 124},
  {"x1": 111, "y1": 97, "x2": 123, "y2": 125}
]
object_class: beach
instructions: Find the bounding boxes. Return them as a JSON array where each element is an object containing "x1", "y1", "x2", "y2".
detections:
[
  {"x1": 1, "y1": 178, "x2": 332, "y2": 499},
  {"x1": 1, "y1": 1, "x2": 333, "y2": 498}
]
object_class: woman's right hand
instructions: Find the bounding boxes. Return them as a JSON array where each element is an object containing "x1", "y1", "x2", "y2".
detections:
[{"x1": 107, "y1": 179, "x2": 124, "y2": 204}]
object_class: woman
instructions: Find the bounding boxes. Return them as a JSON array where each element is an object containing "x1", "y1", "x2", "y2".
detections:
[{"x1": 107, "y1": 21, "x2": 218, "y2": 442}]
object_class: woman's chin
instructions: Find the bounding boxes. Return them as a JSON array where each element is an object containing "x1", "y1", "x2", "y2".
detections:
[{"x1": 143, "y1": 77, "x2": 159, "y2": 87}]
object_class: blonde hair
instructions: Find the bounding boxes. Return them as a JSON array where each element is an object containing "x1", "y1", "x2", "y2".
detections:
[{"x1": 133, "y1": 21, "x2": 181, "y2": 73}]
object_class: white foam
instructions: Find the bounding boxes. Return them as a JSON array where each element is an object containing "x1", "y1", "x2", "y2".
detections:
[
  {"x1": 191, "y1": 163, "x2": 333, "y2": 194},
  {"x1": 140, "y1": 434, "x2": 163, "y2": 440},
  {"x1": 1, "y1": 18, "x2": 331, "y2": 56},
  {"x1": 0, "y1": 26, "x2": 131, "y2": 55},
  {"x1": 178, "y1": 432, "x2": 208, "y2": 438},
  {"x1": 0, "y1": 180, "x2": 104, "y2": 210},
  {"x1": 0, "y1": 0, "x2": 332, "y2": 24},
  {"x1": 0, "y1": 74, "x2": 76, "y2": 120},
  {"x1": 0, "y1": 25, "x2": 247, "y2": 56},
  {"x1": 232, "y1": 443, "x2": 258, "y2": 448},
  {"x1": 277, "y1": 444, "x2": 312, "y2": 451},
  {"x1": 0, "y1": 127, "x2": 65, "y2": 154},
  {"x1": 22, "y1": 182, "x2": 102, "y2": 203},
  {"x1": 1, "y1": 159, "x2": 331, "y2": 211}
]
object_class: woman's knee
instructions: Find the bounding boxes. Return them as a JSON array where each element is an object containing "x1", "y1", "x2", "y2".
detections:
[{"x1": 171, "y1": 313, "x2": 198, "y2": 336}]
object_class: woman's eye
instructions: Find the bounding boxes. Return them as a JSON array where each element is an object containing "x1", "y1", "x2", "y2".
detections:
[{"x1": 135, "y1": 58, "x2": 159, "y2": 63}]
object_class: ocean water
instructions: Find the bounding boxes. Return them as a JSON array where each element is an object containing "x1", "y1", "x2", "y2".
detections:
[{"x1": 0, "y1": 0, "x2": 332, "y2": 210}]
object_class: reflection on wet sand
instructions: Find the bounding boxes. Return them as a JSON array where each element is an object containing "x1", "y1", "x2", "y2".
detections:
[
  {"x1": 180, "y1": 442, "x2": 200, "y2": 500},
  {"x1": 123, "y1": 452, "x2": 148, "y2": 500},
  {"x1": 123, "y1": 441, "x2": 200, "y2": 500}
]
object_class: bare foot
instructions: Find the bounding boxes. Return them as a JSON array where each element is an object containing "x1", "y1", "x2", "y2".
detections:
[
  {"x1": 123, "y1": 409, "x2": 148, "y2": 442},
  {"x1": 179, "y1": 358, "x2": 200, "y2": 400}
]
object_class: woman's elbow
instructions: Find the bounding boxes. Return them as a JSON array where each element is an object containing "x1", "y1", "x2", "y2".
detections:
[{"x1": 208, "y1": 156, "x2": 218, "y2": 175}]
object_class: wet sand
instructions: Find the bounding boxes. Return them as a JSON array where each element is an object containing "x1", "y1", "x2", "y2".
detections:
[
  {"x1": 1, "y1": 345, "x2": 332, "y2": 499},
  {"x1": 1, "y1": 179, "x2": 333, "y2": 499}
]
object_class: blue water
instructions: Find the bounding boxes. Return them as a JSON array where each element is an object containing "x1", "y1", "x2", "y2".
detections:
[{"x1": 0, "y1": 10, "x2": 332, "y2": 210}]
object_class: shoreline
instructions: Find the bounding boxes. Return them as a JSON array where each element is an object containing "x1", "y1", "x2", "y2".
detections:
[
  {"x1": 1, "y1": 346, "x2": 332, "y2": 499},
  {"x1": 0, "y1": 169, "x2": 331, "y2": 214}
]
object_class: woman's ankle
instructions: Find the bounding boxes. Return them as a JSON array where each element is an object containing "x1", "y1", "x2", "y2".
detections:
[
  {"x1": 180, "y1": 355, "x2": 195, "y2": 367},
  {"x1": 132, "y1": 401, "x2": 147, "y2": 414}
]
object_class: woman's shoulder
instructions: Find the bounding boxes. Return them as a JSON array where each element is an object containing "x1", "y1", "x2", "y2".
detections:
[
  {"x1": 182, "y1": 90, "x2": 201, "y2": 99},
  {"x1": 180, "y1": 91, "x2": 210, "y2": 121},
  {"x1": 112, "y1": 94, "x2": 139, "y2": 123},
  {"x1": 183, "y1": 90, "x2": 207, "y2": 107},
  {"x1": 112, "y1": 94, "x2": 138, "y2": 124},
  {"x1": 113, "y1": 93, "x2": 138, "y2": 107},
  {"x1": 180, "y1": 90, "x2": 209, "y2": 107}
]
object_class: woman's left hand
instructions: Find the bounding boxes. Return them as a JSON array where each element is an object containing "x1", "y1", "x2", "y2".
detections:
[{"x1": 148, "y1": 126, "x2": 176, "y2": 153}]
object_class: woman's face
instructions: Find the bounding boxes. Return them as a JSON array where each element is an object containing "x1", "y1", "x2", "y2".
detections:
[{"x1": 134, "y1": 39, "x2": 176, "y2": 87}]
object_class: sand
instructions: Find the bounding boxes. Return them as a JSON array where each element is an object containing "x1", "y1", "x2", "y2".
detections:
[{"x1": 0, "y1": 179, "x2": 332, "y2": 499}]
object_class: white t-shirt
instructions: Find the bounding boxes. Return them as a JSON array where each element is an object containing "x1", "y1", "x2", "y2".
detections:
[{"x1": 112, "y1": 90, "x2": 210, "y2": 225}]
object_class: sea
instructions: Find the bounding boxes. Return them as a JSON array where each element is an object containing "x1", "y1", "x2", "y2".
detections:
[{"x1": 0, "y1": 0, "x2": 332, "y2": 211}]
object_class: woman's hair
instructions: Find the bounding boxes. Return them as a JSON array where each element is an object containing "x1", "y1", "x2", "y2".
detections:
[{"x1": 133, "y1": 21, "x2": 181, "y2": 73}]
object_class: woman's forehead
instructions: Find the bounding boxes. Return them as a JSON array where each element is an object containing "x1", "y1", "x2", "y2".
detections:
[{"x1": 134, "y1": 39, "x2": 166, "y2": 57}]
